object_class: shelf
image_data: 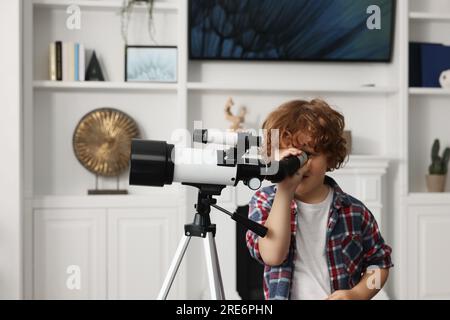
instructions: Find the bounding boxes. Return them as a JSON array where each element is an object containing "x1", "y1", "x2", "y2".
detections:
[
  {"x1": 347, "y1": 155, "x2": 390, "y2": 164},
  {"x1": 408, "y1": 193, "x2": 450, "y2": 205},
  {"x1": 409, "y1": 12, "x2": 450, "y2": 22},
  {"x1": 29, "y1": 193, "x2": 184, "y2": 209},
  {"x1": 409, "y1": 88, "x2": 450, "y2": 96},
  {"x1": 187, "y1": 82, "x2": 398, "y2": 94},
  {"x1": 33, "y1": 80, "x2": 178, "y2": 92},
  {"x1": 32, "y1": 0, "x2": 178, "y2": 12},
  {"x1": 337, "y1": 155, "x2": 390, "y2": 172}
]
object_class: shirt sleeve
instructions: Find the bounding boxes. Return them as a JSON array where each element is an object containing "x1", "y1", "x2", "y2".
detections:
[
  {"x1": 361, "y1": 207, "x2": 394, "y2": 271},
  {"x1": 246, "y1": 190, "x2": 271, "y2": 265}
]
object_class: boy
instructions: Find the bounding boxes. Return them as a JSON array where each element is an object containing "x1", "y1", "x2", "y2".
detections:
[{"x1": 246, "y1": 99, "x2": 393, "y2": 300}]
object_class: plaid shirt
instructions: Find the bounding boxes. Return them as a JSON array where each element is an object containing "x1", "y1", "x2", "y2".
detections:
[{"x1": 246, "y1": 176, "x2": 393, "y2": 300}]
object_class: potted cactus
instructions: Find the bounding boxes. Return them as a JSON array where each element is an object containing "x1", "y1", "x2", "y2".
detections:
[{"x1": 427, "y1": 139, "x2": 450, "y2": 192}]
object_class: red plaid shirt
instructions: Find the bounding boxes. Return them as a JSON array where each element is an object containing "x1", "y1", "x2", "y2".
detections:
[{"x1": 246, "y1": 176, "x2": 393, "y2": 300}]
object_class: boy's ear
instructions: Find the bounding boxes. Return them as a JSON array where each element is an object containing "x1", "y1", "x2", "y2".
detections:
[{"x1": 326, "y1": 155, "x2": 335, "y2": 172}]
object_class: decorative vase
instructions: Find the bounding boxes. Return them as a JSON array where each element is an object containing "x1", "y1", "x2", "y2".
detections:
[{"x1": 426, "y1": 174, "x2": 447, "y2": 192}]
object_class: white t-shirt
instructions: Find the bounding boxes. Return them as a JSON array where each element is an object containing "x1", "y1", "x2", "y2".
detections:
[{"x1": 290, "y1": 187, "x2": 333, "y2": 300}]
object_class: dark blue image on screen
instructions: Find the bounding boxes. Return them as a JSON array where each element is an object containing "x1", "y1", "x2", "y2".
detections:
[{"x1": 189, "y1": 0, "x2": 395, "y2": 62}]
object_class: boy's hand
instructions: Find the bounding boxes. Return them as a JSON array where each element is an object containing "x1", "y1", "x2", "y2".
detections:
[
  {"x1": 325, "y1": 289, "x2": 363, "y2": 300},
  {"x1": 276, "y1": 148, "x2": 311, "y2": 194},
  {"x1": 326, "y1": 268, "x2": 389, "y2": 300}
]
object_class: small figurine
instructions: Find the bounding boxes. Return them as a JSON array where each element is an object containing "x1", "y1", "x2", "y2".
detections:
[
  {"x1": 86, "y1": 51, "x2": 105, "y2": 81},
  {"x1": 224, "y1": 97, "x2": 247, "y2": 132}
]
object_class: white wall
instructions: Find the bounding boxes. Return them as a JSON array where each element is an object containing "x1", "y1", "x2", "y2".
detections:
[{"x1": 0, "y1": 0, "x2": 23, "y2": 299}]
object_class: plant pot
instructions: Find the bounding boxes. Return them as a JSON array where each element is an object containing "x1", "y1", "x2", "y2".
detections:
[{"x1": 426, "y1": 174, "x2": 447, "y2": 192}]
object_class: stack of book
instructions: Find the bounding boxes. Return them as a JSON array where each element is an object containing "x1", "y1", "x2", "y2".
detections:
[{"x1": 49, "y1": 41, "x2": 85, "y2": 81}]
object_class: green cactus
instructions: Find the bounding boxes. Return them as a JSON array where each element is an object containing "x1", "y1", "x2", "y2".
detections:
[{"x1": 429, "y1": 139, "x2": 450, "y2": 175}]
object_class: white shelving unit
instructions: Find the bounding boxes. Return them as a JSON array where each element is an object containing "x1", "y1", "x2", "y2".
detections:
[
  {"x1": 24, "y1": 0, "x2": 402, "y2": 298},
  {"x1": 32, "y1": 0, "x2": 179, "y2": 12},
  {"x1": 409, "y1": 87, "x2": 450, "y2": 95},
  {"x1": 408, "y1": 1, "x2": 450, "y2": 194},
  {"x1": 30, "y1": 193, "x2": 180, "y2": 208},
  {"x1": 23, "y1": 0, "x2": 188, "y2": 300},
  {"x1": 187, "y1": 82, "x2": 398, "y2": 94},
  {"x1": 24, "y1": 0, "x2": 440, "y2": 301},
  {"x1": 34, "y1": 80, "x2": 398, "y2": 94},
  {"x1": 33, "y1": 80, "x2": 178, "y2": 91},
  {"x1": 402, "y1": 0, "x2": 450, "y2": 300},
  {"x1": 408, "y1": 193, "x2": 450, "y2": 205},
  {"x1": 409, "y1": 12, "x2": 450, "y2": 21}
]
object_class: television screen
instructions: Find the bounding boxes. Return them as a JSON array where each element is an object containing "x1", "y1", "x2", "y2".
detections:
[{"x1": 189, "y1": 0, "x2": 396, "y2": 62}]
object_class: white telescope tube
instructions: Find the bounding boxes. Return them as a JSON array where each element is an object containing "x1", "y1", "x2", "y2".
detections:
[
  {"x1": 202, "y1": 129, "x2": 239, "y2": 146},
  {"x1": 173, "y1": 147, "x2": 237, "y2": 186}
]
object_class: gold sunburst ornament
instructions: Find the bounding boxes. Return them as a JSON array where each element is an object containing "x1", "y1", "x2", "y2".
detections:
[{"x1": 73, "y1": 108, "x2": 140, "y2": 193}]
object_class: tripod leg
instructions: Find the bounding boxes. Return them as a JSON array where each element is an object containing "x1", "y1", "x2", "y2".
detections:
[
  {"x1": 157, "y1": 235, "x2": 191, "y2": 300},
  {"x1": 203, "y1": 232, "x2": 226, "y2": 300}
]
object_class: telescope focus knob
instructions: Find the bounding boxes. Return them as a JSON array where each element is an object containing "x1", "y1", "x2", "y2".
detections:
[{"x1": 247, "y1": 178, "x2": 262, "y2": 191}]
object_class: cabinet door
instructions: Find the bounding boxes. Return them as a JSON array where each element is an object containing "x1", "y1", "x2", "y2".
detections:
[
  {"x1": 408, "y1": 205, "x2": 450, "y2": 299},
  {"x1": 33, "y1": 209, "x2": 106, "y2": 299},
  {"x1": 107, "y1": 207, "x2": 179, "y2": 299}
]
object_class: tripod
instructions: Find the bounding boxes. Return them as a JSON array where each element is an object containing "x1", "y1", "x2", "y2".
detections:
[{"x1": 157, "y1": 184, "x2": 227, "y2": 300}]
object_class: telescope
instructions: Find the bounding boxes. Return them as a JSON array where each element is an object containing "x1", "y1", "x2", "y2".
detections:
[
  {"x1": 128, "y1": 129, "x2": 308, "y2": 300},
  {"x1": 130, "y1": 129, "x2": 308, "y2": 191}
]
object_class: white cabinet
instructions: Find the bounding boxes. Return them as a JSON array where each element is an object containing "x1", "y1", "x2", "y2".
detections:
[
  {"x1": 403, "y1": 0, "x2": 450, "y2": 300},
  {"x1": 33, "y1": 200, "x2": 181, "y2": 299},
  {"x1": 107, "y1": 208, "x2": 179, "y2": 299},
  {"x1": 407, "y1": 198, "x2": 450, "y2": 299},
  {"x1": 33, "y1": 209, "x2": 107, "y2": 299}
]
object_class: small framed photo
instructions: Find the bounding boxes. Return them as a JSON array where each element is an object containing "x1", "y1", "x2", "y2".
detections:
[{"x1": 125, "y1": 46, "x2": 177, "y2": 83}]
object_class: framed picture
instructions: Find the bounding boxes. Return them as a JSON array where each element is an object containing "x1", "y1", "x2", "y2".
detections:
[
  {"x1": 189, "y1": 0, "x2": 395, "y2": 62},
  {"x1": 125, "y1": 46, "x2": 178, "y2": 82}
]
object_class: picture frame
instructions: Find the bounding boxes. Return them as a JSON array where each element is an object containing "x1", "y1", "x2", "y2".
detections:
[
  {"x1": 188, "y1": 0, "x2": 396, "y2": 63},
  {"x1": 125, "y1": 45, "x2": 178, "y2": 82}
]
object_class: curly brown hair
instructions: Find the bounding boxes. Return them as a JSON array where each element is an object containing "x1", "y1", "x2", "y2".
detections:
[{"x1": 262, "y1": 99, "x2": 348, "y2": 171}]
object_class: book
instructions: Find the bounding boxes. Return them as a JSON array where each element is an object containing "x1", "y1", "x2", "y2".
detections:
[
  {"x1": 49, "y1": 42, "x2": 56, "y2": 81},
  {"x1": 421, "y1": 43, "x2": 450, "y2": 88},
  {"x1": 55, "y1": 41, "x2": 62, "y2": 81},
  {"x1": 67, "y1": 42, "x2": 75, "y2": 81},
  {"x1": 78, "y1": 43, "x2": 85, "y2": 81},
  {"x1": 62, "y1": 42, "x2": 69, "y2": 81},
  {"x1": 409, "y1": 42, "x2": 422, "y2": 88},
  {"x1": 53, "y1": 41, "x2": 86, "y2": 81},
  {"x1": 74, "y1": 43, "x2": 79, "y2": 81}
]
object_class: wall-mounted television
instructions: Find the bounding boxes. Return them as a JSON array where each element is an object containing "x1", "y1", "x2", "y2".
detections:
[{"x1": 189, "y1": 0, "x2": 396, "y2": 62}]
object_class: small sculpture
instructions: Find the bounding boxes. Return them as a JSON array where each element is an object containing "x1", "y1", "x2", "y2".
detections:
[
  {"x1": 85, "y1": 51, "x2": 105, "y2": 81},
  {"x1": 224, "y1": 97, "x2": 247, "y2": 132},
  {"x1": 73, "y1": 108, "x2": 140, "y2": 194}
]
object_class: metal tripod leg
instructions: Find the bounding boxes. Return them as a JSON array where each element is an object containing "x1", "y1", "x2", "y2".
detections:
[
  {"x1": 203, "y1": 232, "x2": 225, "y2": 300},
  {"x1": 157, "y1": 231, "x2": 225, "y2": 300},
  {"x1": 157, "y1": 235, "x2": 191, "y2": 300}
]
